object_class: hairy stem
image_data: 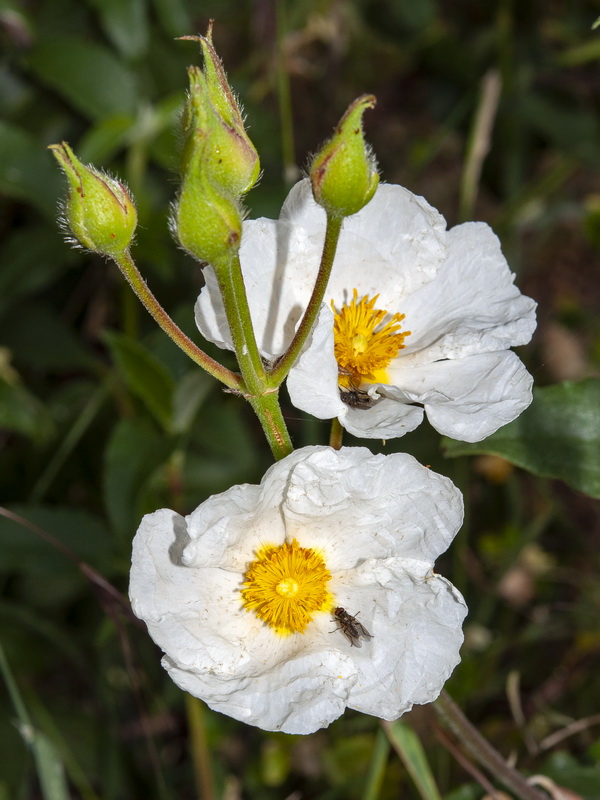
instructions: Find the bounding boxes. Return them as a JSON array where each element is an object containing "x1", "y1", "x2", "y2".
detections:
[
  {"x1": 434, "y1": 691, "x2": 546, "y2": 800},
  {"x1": 113, "y1": 250, "x2": 243, "y2": 390},
  {"x1": 269, "y1": 213, "x2": 343, "y2": 385}
]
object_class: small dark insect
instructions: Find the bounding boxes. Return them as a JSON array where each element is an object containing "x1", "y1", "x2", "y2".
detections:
[
  {"x1": 339, "y1": 386, "x2": 374, "y2": 409},
  {"x1": 338, "y1": 367, "x2": 375, "y2": 410},
  {"x1": 332, "y1": 606, "x2": 373, "y2": 647}
]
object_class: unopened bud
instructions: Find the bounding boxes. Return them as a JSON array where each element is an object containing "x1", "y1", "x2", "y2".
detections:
[
  {"x1": 49, "y1": 142, "x2": 137, "y2": 257},
  {"x1": 180, "y1": 24, "x2": 260, "y2": 196},
  {"x1": 310, "y1": 95, "x2": 379, "y2": 218},
  {"x1": 173, "y1": 169, "x2": 242, "y2": 265},
  {"x1": 180, "y1": 65, "x2": 259, "y2": 196}
]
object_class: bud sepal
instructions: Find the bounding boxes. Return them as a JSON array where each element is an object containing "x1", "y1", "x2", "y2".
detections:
[
  {"x1": 310, "y1": 94, "x2": 379, "y2": 219},
  {"x1": 48, "y1": 142, "x2": 137, "y2": 257},
  {"x1": 172, "y1": 169, "x2": 242, "y2": 266},
  {"x1": 180, "y1": 65, "x2": 260, "y2": 197},
  {"x1": 179, "y1": 24, "x2": 260, "y2": 196}
]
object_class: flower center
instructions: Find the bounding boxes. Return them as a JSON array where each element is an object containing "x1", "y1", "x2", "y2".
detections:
[
  {"x1": 241, "y1": 539, "x2": 332, "y2": 636},
  {"x1": 332, "y1": 289, "x2": 411, "y2": 386}
]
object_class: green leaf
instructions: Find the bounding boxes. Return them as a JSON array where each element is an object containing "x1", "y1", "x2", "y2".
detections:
[
  {"x1": 0, "y1": 303, "x2": 93, "y2": 372},
  {"x1": 0, "y1": 644, "x2": 70, "y2": 800},
  {"x1": 542, "y1": 754, "x2": 600, "y2": 799},
  {"x1": 0, "y1": 379, "x2": 54, "y2": 443},
  {"x1": 443, "y1": 379, "x2": 600, "y2": 499},
  {"x1": 87, "y1": 0, "x2": 149, "y2": 60},
  {"x1": 103, "y1": 330, "x2": 175, "y2": 430},
  {"x1": 78, "y1": 114, "x2": 136, "y2": 164},
  {"x1": 103, "y1": 417, "x2": 171, "y2": 537},
  {"x1": 384, "y1": 720, "x2": 442, "y2": 800},
  {"x1": 27, "y1": 36, "x2": 138, "y2": 120},
  {"x1": 172, "y1": 370, "x2": 213, "y2": 433},
  {"x1": 0, "y1": 121, "x2": 63, "y2": 216},
  {"x1": 150, "y1": 0, "x2": 191, "y2": 37},
  {"x1": 0, "y1": 505, "x2": 113, "y2": 577},
  {"x1": 0, "y1": 227, "x2": 75, "y2": 316}
]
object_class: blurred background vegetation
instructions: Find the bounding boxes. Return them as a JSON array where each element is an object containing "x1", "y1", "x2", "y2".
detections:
[{"x1": 1, "y1": 0, "x2": 600, "y2": 798}]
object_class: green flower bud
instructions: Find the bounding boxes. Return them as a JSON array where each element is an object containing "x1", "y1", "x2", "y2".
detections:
[
  {"x1": 180, "y1": 25, "x2": 260, "y2": 196},
  {"x1": 173, "y1": 166, "x2": 242, "y2": 266},
  {"x1": 180, "y1": 65, "x2": 260, "y2": 196},
  {"x1": 48, "y1": 142, "x2": 137, "y2": 257},
  {"x1": 310, "y1": 95, "x2": 379, "y2": 219}
]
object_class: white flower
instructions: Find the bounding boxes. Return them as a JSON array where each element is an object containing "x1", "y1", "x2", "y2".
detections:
[
  {"x1": 130, "y1": 445, "x2": 467, "y2": 734},
  {"x1": 196, "y1": 180, "x2": 537, "y2": 441}
]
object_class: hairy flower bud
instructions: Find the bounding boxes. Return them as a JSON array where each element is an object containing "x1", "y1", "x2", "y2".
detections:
[
  {"x1": 180, "y1": 65, "x2": 260, "y2": 196},
  {"x1": 310, "y1": 95, "x2": 379, "y2": 218},
  {"x1": 180, "y1": 24, "x2": 260, "y2": 196},
  {"x1": 49, "y1": 142, "x2": 137, "y2": 257},
  {"x1": 173, "y1": 167, "x2": 242, "y2": 265}
]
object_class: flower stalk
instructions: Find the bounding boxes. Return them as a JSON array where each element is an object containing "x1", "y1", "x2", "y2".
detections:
[
  {"x1": 329, "y1": 417, "x2": 344, "y2": 450},
  {"x1": 247, "y1": 390, "x2": 293, "y2": 460},
  {"x1": 211, "y1": 253, "x2": 268, "y2": 394},
  {"x1": 434, "y1": 691, "x2": 546, "y2": 800},
  {"x1": 268, "y1": 213, "x2": 343, "y2": 385},
  {"x1": 112, "y1": 251, "x2": 243, "y2": 391}
]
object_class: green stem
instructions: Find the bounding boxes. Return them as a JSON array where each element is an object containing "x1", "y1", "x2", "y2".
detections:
[
  {"x1": 269, "y1": 213, "x2": 343, "y2": 385},
  {"x1": 213, "y1": 252, "x2": 267, "y2": 394},
  {"x1": 434, "y1": 691, "x2": 546, "y2": 800},
  {"x1": 211, "y1": 253, "x2": 294, "y2": 459},
  {"x1": 185, "y1": 694, "x2": 216, "y2": 800},
  {"x1": 329, "y1": 417, "x2": 344, "y2": 450},
  {"x1": 248, "y1": 390, "x2": 294, "y2": 461},
  {"x1": 113, "y1": 250, "x2": 243, "y2": 391}
]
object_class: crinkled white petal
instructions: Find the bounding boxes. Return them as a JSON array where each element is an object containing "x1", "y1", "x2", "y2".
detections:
[
  {"x1": 399, "y1": 222, "x2": 537, "y2": 365},
  {"x1": 194, "y1": 181, "x2": 535, "y2": 442},
  {"x1": 278, "y1": 447, "x2": 463, "y2": 566},
  {"x1": 162, "y1": 644, "x2": 355, "y2": 735},
  {"x1": 130, "y1": 446, "x2": 466, "y2": 734},
  {"x1": 285, "y1": 304, "x2": 345, "y2": 419},
  {"x1": 341, "y1": 396, "x2": 425, "y2": 439},
  {"x1": 194, "y1": 264, "x2": 232, "y2": 351},
  {"x1": 281, "y1": 194, "x2": 536, "y2": 441},
  {"x1": 293, "y1": 181, "x2": 448, "y2": 307},
  {"x1": 330, "y1": 558, "x2": 467, "y2": 718},
  {"x1": 195, "y1": 216, "x2": 323, "y2": 359},
  {"x1": 386, "y1": 350, "x2": 534, "y2": 441}
]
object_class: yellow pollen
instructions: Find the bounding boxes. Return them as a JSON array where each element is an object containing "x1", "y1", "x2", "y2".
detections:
[
  {"x1": 241, "y1": 539, "x2": 332, "y2": 636},
  {"x1": 276, "y1": 578, "x2": 299, "y2": 597},
  {"x1": 332, "y1": 289, "x2": 411, "y2": 386}
]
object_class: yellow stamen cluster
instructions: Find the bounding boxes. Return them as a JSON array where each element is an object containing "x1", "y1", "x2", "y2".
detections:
[
  {"x1": 242, "y1": 539, "x2": 332, "y2": 635},
  {"x1": 332, "y1": 289, "x2": 411, "y2": 386}
]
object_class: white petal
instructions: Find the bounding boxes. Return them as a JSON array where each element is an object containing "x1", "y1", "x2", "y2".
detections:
[
  {"x1": 387, "y1": 350, "x2": 534, "y2": 441},
  {"x1": 286, "y1": 305, "x2": 345, "y2": 419},
  {"x1": 329, "y1": 558, "x2": 467, "y2": 718},
  {"x1": 163, "y1": 643, "x2": 355, "y2": 734},
  {"x1": 130, "y1": 510, "x2": 257, "y2": 673},
  {"x1": 281, "y1": 181, "x2": 448, "y2": 306},
  {"x1": 131, "y1": 507, "x2": 345, "y2": 685},
  {"x1": 183, "y1": 482, "x2": 284, "y2": 570},
  {"x1": 194, "y1": 265, "x2": 232, "y2": 350},
  {"x1": 195, "y1": 216, "x2": 323, "y2": 358},
  {"x1": 195, "y1": 181, "x2": 449, "y2": 362},
  {"x1": 400, "y1": 222, "x2": 537, "y2": 365},
  {"x1": 327, "y1": 183, "x2": 448, "y2": 307},
  {"x1": 280, "y1": 447, "x2": 463, "y2": 566},
  {"x1": 341, "y1": 396, "x2": 424, "y2": 439},
  {"x1": 130, "y1": 447, "x2": 467, "y2": 734}
]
